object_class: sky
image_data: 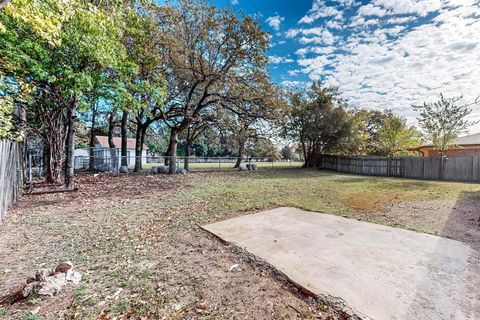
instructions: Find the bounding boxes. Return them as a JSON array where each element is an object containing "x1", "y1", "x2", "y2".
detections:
[{"x1": 211, "y1": 0, "x2": 480, "y2": 133}]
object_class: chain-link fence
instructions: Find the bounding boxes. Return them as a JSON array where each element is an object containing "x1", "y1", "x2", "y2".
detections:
[
  {"x1": 25, "y1": 146, "x2": 303, "y2": 180},
  {"x1": 73, "y1": 147, "x2": 303, "y2": 173}
]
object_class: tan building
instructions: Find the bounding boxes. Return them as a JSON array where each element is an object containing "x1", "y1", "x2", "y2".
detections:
[{"x1": 410, "y1": 133, "x2": 480, "y2": 157}]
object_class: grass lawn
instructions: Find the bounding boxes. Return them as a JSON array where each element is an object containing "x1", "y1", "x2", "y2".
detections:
[{"x1": 0, "y1": 168, "x2": 479, "y2": 319}]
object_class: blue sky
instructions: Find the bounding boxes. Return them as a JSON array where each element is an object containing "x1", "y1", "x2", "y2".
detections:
[{"x1": 211, "y1": 0, "x2": 480, "y2": 132}]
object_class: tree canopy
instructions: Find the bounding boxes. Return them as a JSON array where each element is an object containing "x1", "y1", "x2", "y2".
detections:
[
  {"x1": 282, "y1": 83, "x2": 353, "y2": 166},
  {"x1": 413, "y1": 94, "x2": 479, "y2": 155}
]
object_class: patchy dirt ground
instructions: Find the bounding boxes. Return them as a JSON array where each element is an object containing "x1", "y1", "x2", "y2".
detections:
[
  {"x1": 0, "y1": 169, "x2": 479, "y2": 319},
  {"x1": 359, "y1": 196, "x2": 480, "y2": 250}
]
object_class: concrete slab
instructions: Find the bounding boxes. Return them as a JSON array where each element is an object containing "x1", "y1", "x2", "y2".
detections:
[{"x1": 203, "y1": 207, "x2": 479, "y2": 320}]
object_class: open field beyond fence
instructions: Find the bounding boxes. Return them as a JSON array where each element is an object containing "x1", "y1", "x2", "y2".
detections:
[{"x1": 143, "y1": 159, "x2": 303, "y2": 171}]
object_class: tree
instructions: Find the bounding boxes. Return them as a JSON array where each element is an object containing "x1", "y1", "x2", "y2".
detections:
[
  {"x1": 122, "y1": 10, "x2": 166, "y2": 172},
  {"x1": 281, "y1": 145, "x2": 294, "y2": 160},
  {"x1": 216, "y1": 87, "x2": 282, "y2": 168},
  {"x1": 154, "y1": 0, "x2": 270, "y2": 173},
  {"x1": 375, "y1": 116, "x2": 420, "y2": 156},
  {"x1": 282, "y1": 83, "x2": 353, "y2": 167},
  {"x1": 0, "y1": 96, "x2": 21, "y2": 140},
  {"x1": 341, "y1": 109, "x2": 401, "y2": 156},
  {"x1": 181, "y1": 114, "x2": 211, "y2": 171},
  {"x1": 413, "y1": 93, "x2": 479, "y2": 177},
  {"x1": 413, "y1": 94, "x2": 479, "y2": 156},
  {"x1": 0, "y1": 79, "x2": 22, "y2": 140},
  {"x1": 76, "y1": 71, "x2": 120, "y2": 170},
  {"x1": 252, "y1": 139, "x2": 279, "y2": 161},
  {"x1": 1, "y1": 0, "x2": 129, "y2": 187}
]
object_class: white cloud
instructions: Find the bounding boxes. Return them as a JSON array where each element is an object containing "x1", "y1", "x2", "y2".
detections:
[
  {"x1": 295, "y1": 48, "x2": 310, "y2": 56},
  {"x1": 333, "y1": 0, "x2": 361, "y2": 7},
  {"x1": 266, "y1": 15, "x2": 285, "y2": 31},
  {"x1": 287, "y1": 69, "x2": 301, "y2": 76},
  {"x1": 285, "y1": 27, "x2": 336, "y2": 45},
  {"x1": 231, "y1": 0, "x2": 239, "y2": 5},
  {"x1": 357, "y1": 4, "x2": 387, "y2": 16},
  {"x1": 295, "y1": 46, "x2": 335, "y2": 56},
  {"x1": 349, "y1": 16, "x2": 379, "y2": 28},
  {"x1": 349, "y1": 16, "x2": 365, "y2": 27},
  {"x1": 299, "y1": 0, "x2": 343, "y2": 24},
  {"x1": 326, "y1": 20, "x2": 343, "y2": 30},
  {"x1": 372, "y1": 0, "x2": 442, "y2": 17},
  {"x1": 386, "y1": 16, "x2": 416, "y2": 24},
  {"x1": 280, "y1": 80, "x2": 308, "y2": 90},
  {"x1": 285, "y1": 29, "x2": 301, "y2": 38},
  {"x1": 269, "y1": 55, "x2": 294, "y2": 64},
  {"x1": 298, "y1": 55, "x2": 332, "y2": 80}
]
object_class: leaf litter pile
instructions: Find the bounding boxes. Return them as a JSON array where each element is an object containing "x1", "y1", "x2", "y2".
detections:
[{"x1": 0, "y1": 172, "x2": 347, "y2": 320}]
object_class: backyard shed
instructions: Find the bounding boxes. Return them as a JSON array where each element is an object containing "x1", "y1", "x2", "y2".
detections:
[{"x1": 94, "y1": 135, "x2": 147, "y2": 167}]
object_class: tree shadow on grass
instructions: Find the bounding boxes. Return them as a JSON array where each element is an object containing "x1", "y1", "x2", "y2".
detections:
[
  {"x1": 405, "y1": 190, "x2": 480, "y2": 319},
  {"x1": 439, "y1": 190, "x2": 480, "y2": 248}
]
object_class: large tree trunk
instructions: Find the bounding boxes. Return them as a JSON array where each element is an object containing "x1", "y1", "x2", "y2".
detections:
[
  {"x1": 46, "y1": 107, "x2": 67, "y2": 184},
  {"x1": 121, "y1": 110, "x2": 129, "y2": 167},
  {"x1": 107, "y1": 111, "x2": 117, "y2": 169},
  {"x1": 168, "y1": 128, "x2": 179, "y2": 174},
  {"x1": 184, "y1": 128, "x2": 192, "y2": 171},
  {"x1": 65, "y1": 101, "x2": 77, "y2": 189},
  {"x1": 234, "y1": 143, "x2": 244, "y2": 168},
  {"x1": 133, "y1": 123, "x2": 146, "y2": 172},
  {"x1": 305, "y1": 142, "x2": 316, "y2": 168},
  {"x1": 45, "y1": 125, "x2": 65, "y2": 184},
  {"x1": 107, "y1": 112, "x2": 116, "y2": 148},
  {"x1": 45, "y1": 145, "x2": 55, "y2": 184},
  {"x1": 184, "y1": 141, "x2": 192, "y2": 171},
  {"x1": 300, "y1": 135, "x2": 307, "y2": 168}
]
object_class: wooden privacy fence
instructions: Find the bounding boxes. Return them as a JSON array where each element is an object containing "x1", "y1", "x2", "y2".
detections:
[
  {"x1": 0, "y1": 140, "x2": 24, "y2": 220},
  {"x1": 318, "y1": 155, "x2": 480, "y2": 183}
]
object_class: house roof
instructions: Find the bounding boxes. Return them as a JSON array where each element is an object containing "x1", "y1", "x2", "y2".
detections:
[
  {"x1": 453, "y1": 132, "x2": 480, "y2": 145},
  {"x1": 417, "y1": 132, "x2": 480, "y2": 148},
  {"x1": 95, "y1": 135, "x2": 147, "y2": 150}
]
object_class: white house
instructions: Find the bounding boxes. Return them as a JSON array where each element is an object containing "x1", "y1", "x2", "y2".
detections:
[{"x1": 94, "y1": 135, "x2": 147, "y2": 167}]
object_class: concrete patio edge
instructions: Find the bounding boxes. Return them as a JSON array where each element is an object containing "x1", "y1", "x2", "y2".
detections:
[{"x1": 200, "y1": 224, "x2": 368, "y2": 320}]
